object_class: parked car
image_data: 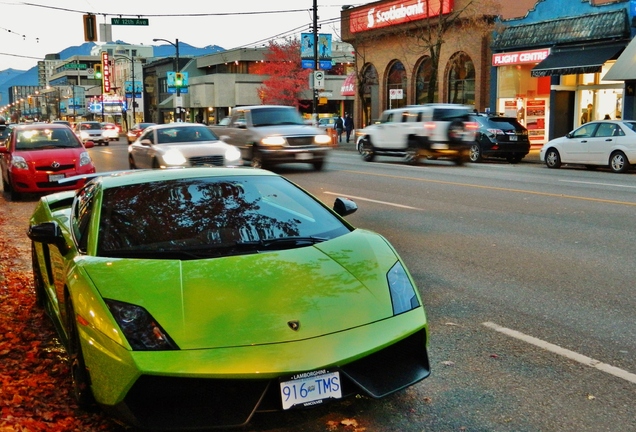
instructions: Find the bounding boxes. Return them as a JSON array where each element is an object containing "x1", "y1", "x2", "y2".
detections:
[
  {"x1": 75, "y1": 121, "x2": 109, "y2": 146},
  {"x1": 128, "y1": 123, "x2": 242, "y2": 169},
  {"x1": 52, "y1": 120, "x2": 72, "y2": 127},
  {"x1": 27, "y1": 167, "x2": 430, "y2": 430},
  {"x1": 101, "y1": 122, "x2": 120, "y2": 141},
  {"x1": 540, "y1": 120, "x2": 636, "y2": 173},
  {"x1": 126, "y1": 122, "x2": 156, "y2": 144},
  {"x1": 357, "y1": 104, "x2": 478, "y2": 165},
  {"x1": 469, "y1": 114, "x2": 530, "y2": 163},
  {"x1": 0, "y1": 123, "x2": 95, "y2": 201}
]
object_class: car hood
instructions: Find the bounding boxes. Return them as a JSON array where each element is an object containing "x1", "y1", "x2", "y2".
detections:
[
  {"x1": 253, "y1": 124, "x2": 327, "y2": 136},
  {"x1": 16, "y1": 148, "x2": 86, "y2": 165},
  {"x1": 156, "y1": 140, "x2": 235, "y2": 156},
  {"x1": 82, "y1": 230, "x2": 400, "y2": 350}
]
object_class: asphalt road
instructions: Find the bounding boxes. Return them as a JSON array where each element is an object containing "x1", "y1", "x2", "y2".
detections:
[{"x1": 3, "y1": 139, "x2": 635, "y2": 431}]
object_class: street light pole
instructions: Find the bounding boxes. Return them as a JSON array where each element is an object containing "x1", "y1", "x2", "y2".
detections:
[{"x1": 153, "y1": 38, "x2": 181, "y2": 122}]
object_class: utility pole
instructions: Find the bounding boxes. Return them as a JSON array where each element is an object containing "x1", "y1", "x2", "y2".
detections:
[{"x1": 312, "y1": 0, "x2": 318, "y2": 123}]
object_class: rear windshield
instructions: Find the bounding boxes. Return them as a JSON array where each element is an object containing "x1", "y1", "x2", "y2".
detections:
[
  {"x1": 432, "y1": 108, "x2": 471, "y2": 121},
  {"x1": 486, "y1": 117, "x2": 525, "y2": 130},
  {"x1": 80, "y1": 123, "x2": 102, "y2": 130}
]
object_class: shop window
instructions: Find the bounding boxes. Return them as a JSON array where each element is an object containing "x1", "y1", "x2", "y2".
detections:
[
  {"x1": 361, "y1": 63, "x2": 379, "y2": 127},
  {"x1": 447, "y1": 52, "x2": 475, "y2": 106},
  {"x1": 386, "y1": 60, "x2": 407, "y2": 109},
  {"x1": 415, "y1": 56, "x2": 438, "y2": 104}
]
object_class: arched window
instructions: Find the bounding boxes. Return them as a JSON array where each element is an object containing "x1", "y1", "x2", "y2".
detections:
[
  {"x1": 447, "y1": 53, "x2": 475, "y2": 106},
  {"x1": 415, "y1": 56, "x2": 437, "y2": 104},
  {"x1": 386, "y1": 60, "x2": 407, "y2": 109},
  {"x1": 360, "y1": 64, "x2": 379, "y2": 127}
]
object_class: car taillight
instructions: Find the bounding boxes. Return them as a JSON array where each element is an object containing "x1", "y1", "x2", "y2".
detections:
[
  {"x1": 465, "y1": 121, "x2": 479, "y2": 131},
  {"x1": 423, "y1": 122, "x2": 436, "y2": 131},
  {"x1": 487, "y1": 128, "x2": 504, "y2": 135}
]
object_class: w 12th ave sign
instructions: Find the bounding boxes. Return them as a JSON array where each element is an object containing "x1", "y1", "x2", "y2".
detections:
[{"x1": 111, "y1": 18, "x2": 149, "y2": 25}]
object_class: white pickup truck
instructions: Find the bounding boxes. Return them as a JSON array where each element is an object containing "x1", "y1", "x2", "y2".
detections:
[
  {"x1": 211, "y1": 105, "x2": 332, "y2": 170},
  {"x1": 356, "y1": 104, "x2": 478, "y2": 165}
]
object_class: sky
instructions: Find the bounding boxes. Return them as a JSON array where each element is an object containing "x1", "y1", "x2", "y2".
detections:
[{"x1": 0, "y1": 1, "x2": 362, "y2": 71}]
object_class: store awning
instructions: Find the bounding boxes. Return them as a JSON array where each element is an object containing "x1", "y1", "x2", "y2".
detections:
[
  {"x1": 603, "y1": 37, "x2": 636, "y2": 81},
  {"x1": 530, "y1": 43, "x2": 624, "y2": 78},
  {"x1": 341, "y1": 73, "x2": 356, "y2": 96}
]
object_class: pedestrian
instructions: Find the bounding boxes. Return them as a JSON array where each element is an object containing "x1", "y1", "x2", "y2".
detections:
[
  {"x1": 334, "y1": 115, "x2": 344, "y2": 143},
  {"x1": 344, "y1": 113, "x2": 354, "y2": 143}
]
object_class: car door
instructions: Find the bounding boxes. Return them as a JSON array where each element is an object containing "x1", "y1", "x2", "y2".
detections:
[
  {"x1": 132, "y1": 128, "x2": 156, "y2": 168},
  {"x1": 375, "y1": 111, "x2": 412, "y2": 149},
  {"x1": 560, "y1": 122, "x2": 598, "y2": 163},
  {"x1": 587, "y1": 122, "x2": 619, "y2": 164}
]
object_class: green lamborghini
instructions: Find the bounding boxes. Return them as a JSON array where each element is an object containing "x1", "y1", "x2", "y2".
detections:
[{"x1": 28, "y1": 167, "x2": 430, "y2": 430}]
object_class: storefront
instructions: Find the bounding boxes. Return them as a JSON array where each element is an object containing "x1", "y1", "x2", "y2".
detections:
[{"x1": 491, "y1": 2, "x2": 632, "y2": 144}]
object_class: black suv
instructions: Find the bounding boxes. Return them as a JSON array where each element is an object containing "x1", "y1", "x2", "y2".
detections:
[{"x1": 469, "y1": 114, "x2": 530, "y2": 163}]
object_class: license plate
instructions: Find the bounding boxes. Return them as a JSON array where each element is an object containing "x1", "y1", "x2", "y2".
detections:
[
  {"x1": 280, "y1": 369, "x2": 342, "y2": 410},
  {"x1": 431, "y1": 143, "x2": 449, "y2": 150},
  {"x1": 295, "y1": 152, "x2": 313, "y2": 160},
  {"x1": 509, "y1": 135, "x2": 518, "y2": 141},
  {"x1": 49, "y1": 174, "x2": 65, "y2": 182}
]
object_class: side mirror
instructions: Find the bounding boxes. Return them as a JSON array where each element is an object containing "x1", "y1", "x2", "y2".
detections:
[
  {"x1": 27, "y1": 222, "x2": 69, "y2": 255},
  {"x1": 140, "y1": 138, "x2": 153, "y2": 146},
  {"x1": 333, "y1": 197, "x2": 357, "y2": 217},
  {"x1": 84, "y1": 140, "x2": 95, "y2": 148}
]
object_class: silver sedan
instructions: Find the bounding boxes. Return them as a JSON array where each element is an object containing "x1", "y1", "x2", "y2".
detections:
[{"x1": 128, "y1": 123, "x2": 242, "y2": 169}]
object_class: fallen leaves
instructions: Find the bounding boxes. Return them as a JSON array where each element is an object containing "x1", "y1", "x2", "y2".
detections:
[{"x1": 0, "y1": 215, "x2": 121, "y2": 431}]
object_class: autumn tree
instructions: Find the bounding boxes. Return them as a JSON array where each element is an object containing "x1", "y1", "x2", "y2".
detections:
[{"x1": 257, "y1": 39, "x2": 311, "y2": 108}]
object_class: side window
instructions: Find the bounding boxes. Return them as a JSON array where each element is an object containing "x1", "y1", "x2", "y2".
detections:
[
  {"x1": 139, "y1": 129, "x2": 154, "y2": 144},
  {"x1": 72, "y1": 183, "x2": 98, "y2": 254},
  {"x1": 594, "y1": 123, "x2": 616, "y2": 138},
  {"x1": 385, "y1": 113, "x2": 394, "y2": 123},
  {"x1": 572, "y1": 123, "x2": 597, "y2": 138},
  {"x1": 233, "y1": 111, "x2": 247, "y2": 127}
]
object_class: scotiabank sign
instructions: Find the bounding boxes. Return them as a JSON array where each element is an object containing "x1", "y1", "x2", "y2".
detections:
[
  {"x1": 350, "y1": 0, "x2": 453, "y2": 33},
  {"x1": 492, "y1": 49, "x2": 550, "y2": 66}
]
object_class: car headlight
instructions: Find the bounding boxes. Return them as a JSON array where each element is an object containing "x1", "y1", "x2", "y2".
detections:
[
  {"x1": 162, "y1": 149, "x2": 187, "y2": 166},
  {"x1": 261, "y1": 136, "x2": 286, "y2": 146},
  {"x1": 314, "y1": 134, "x2": 332, "y2": 145},
  {"x1": 105, "y1": 299, "x2": 179, "y2": 351},
  {"x1": 225, "y1": 145, "x2": 242, "y2": 164},
  {"x1": 11, "y1": 155, "x2": 28, "y2": 170},
  {"x1": 79, "y1": 151, "x2": 92, "y2": 167},
  {"x1": 387, "y1": 261, "x2": 420, "y2": 315}
]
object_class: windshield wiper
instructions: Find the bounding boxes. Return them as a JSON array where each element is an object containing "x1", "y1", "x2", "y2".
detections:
[{"x1": 237, "y1": 236, "x2": 327, "y2": 250}]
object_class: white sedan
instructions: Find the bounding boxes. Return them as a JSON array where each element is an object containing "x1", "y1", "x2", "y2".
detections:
[
  {"x1": 128, "y1": 123, "x2": 242, "y2": 169},
  {"x1": 540, "y1": 120, "x2": 636, "y2": 173}
]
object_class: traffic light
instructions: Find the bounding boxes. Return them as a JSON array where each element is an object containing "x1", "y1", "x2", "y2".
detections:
[
  {"x1": 83, "y1": 14, "x2": 97, "y2": 42},
  {"x1": 175, "y1": 73, "x2": 183, "y2": 87},
  {"x1": 94, "y1": 64, "x2": 102, "y2": 79}
]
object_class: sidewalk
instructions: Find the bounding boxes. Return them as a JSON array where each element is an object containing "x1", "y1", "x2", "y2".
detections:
[{"x1": 332, "y1": 140, "x2": 543, "y2": 164}]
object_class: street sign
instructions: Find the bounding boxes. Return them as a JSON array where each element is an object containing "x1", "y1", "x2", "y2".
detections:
[
  {"x1": 314, "y1": 70, "x2": 325, "y2": 90},
  {"x1": 111, "y1": 18, "x2": 149, "y2": 26}
]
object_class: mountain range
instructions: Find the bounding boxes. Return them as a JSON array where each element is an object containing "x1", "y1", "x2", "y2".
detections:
[{"x1": 0, "y1": 41, "x2": 225, "y2": 107}]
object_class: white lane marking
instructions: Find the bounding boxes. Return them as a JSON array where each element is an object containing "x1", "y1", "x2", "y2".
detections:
[
  {"x1": 323, "y1": 191, "x2": 423, "y2": 210},
  {"x1": 483, "y1": 322, "x2": 636, "y2": 385},
  {"x1": 560, "y1": 180, "x2": 636, "y2": 189}
]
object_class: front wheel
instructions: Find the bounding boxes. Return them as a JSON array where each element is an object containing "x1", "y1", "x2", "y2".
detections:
[
  {"x1": 360, "y1": 139, "x2": 375, "y2": 162},
  {"x1": 469, "y1": 142, "x2": 482, "y2": 162},
  {"x1": 66, "y1": 295, "x2": 96, "y2": 408},
  {"x1": 313, "y1": 159, "x2": 324, "y2": 171},
  {"x1": 507, "y1": 155, "x2": 523, "y2": 164},
  {"x1": 544, "y1": 148, "x2": 561, "y2": 169},
  {"x1": 609, "y1": 151, "x2": 630, "y2": 173},
  {"x1": 31, "y1": 244, "x2": 46, "y2": 308},
  {"x1": 128, "y1": 155, "x2": 137, "y2": 169}
]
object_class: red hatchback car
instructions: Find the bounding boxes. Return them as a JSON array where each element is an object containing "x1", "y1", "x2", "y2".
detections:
[{"x1": 0, "y1": 123, "x2": 96, "y2": 201}]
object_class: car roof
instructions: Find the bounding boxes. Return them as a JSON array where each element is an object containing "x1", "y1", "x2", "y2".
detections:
[
  {"x1": 147, "y1": 123, "x2": 206, "y2": 130},
  {"x1": 89, "y1": 167, "x2": 278, "y2": 190},
  {"x1": 11, "y1": 123, "x2": 70, "y2": 130}
]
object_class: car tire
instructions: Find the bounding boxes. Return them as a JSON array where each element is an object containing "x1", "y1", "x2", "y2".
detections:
[
  {"x1": 609, "y1": 151, "x2": 630, "y2": 173},
  {"x1": 506, "y1": 155, "x2": 523, "y2": 164},
  {"x1": 128, "y1": 155, "x2": 137, "y2": 169},
  {"x1": 152, "y1": 158, "x2": 161, "y2": 169},
  {"x1": 360, "y1": 139, "x2": 375, "y2": 162},
  {"x1": 7, "y1": 181, "x2": 21, "y2": 201},
  {"x1": 545, "y1": 148, "x2": 561, "y2": 169},
  {"x1": 447, "y1": 119, "x2": 466, "y2": 143},
  {"x1": 469, "y1": 142, "x2": 482, "y2": 162},
  {"x1": 313, "y1": 159, "x2": 324, "y2": 171},
  {"x1": 404, "y1": 141, "x2": 420, "y2": 165},
  {"x1": 250, "y1": 149, "x2": 264, "y2": 169},
  {"x1": 66, "y1": 294, "x2": 96, "y2": 408}
]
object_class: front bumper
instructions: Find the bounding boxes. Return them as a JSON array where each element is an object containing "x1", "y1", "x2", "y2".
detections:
[
  {"x1": 10, "y1": 166, "x2": 95, "y2": 193},
  {"x1": 257, "y1": 146, "x2": 331, "y2": 164},
  {"x1": 82, "y1": 309, "x2": 429, "y2": 430}
]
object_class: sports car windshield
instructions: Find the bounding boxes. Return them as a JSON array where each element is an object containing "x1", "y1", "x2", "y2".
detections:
[{"x1": 98, "y1": 175, "x2": 351, "y2": 259}]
